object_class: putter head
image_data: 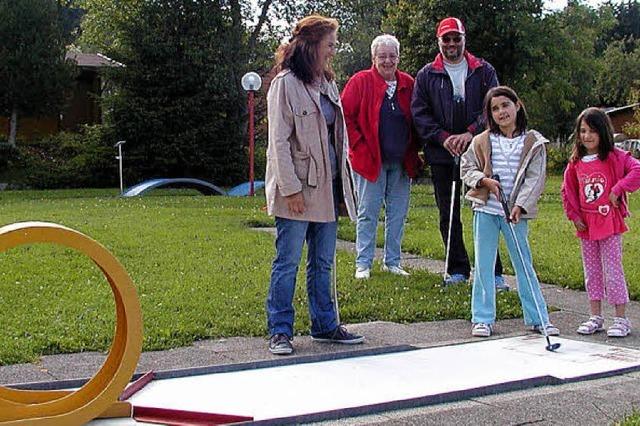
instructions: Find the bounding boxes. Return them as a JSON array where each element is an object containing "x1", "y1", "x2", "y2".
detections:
[{"x1": 546, "y1": 342, "x2": 561, "y2": 352}]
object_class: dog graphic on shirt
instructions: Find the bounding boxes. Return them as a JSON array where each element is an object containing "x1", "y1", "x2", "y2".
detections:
[{"x1": 582, "y1": 173, "x2": 606, "y2": 204}]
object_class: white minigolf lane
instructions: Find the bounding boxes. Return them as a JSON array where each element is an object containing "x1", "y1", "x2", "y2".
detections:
[{"x1": 90, "y1": 336, "x2": 640, "y2": 424}]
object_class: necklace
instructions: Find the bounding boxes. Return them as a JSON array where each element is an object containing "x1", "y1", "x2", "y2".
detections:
[{"x1": 494, "y1": 134, "x2": 524, "y2": 176}]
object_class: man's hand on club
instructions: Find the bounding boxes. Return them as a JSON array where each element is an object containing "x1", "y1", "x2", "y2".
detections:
[
  {"x1": 443, "y1": 135, "x2": 458, "y2": 156},
  {"x1": 456, "y1": 132, "x2": 473, "y2": 154},
  {"x1": 444, "y1": 132, "x2": 473, "y2": 156}
]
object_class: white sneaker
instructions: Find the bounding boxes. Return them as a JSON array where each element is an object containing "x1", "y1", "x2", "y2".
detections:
[
  {"x1": 472, "y1": 323, "x2": 492, "y2": 337},
  {"x1": 355, "y1": 266, "x2": 370, "y2": 279},
  {"x1": 382, "y1": 265, "x2": 410, "y2": 276}
]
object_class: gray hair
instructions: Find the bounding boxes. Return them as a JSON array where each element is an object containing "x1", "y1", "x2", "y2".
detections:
[{"x1": 370, "y1": 34, "x2": 400, "y2": 58}]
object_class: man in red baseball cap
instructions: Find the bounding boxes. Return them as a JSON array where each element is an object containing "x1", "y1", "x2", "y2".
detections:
[
  {"x1": 436, "y1": 17, "x2": 466, "y2": 64},
  {"x1": 411, "y1": 17, "x2": 506, "y2": 289}
]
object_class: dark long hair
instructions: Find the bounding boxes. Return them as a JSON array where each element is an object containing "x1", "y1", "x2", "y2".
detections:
[
  {"x1": 483, "y1": 86, "x2": 528, "y2": 136},
  {"x1": 570, "y1": 107, "x2": 615, "y2": 162},
  {"x1": 272, "y1": 15, "x2": 338, "y2": 84}
]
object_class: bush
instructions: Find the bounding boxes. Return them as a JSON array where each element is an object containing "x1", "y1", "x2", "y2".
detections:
[
  {"x1": 0, "y1": 125, "x2": 117, "y2": 189},
  {"x1": 546, "y1": 143, "x2": 572, "y2": 175}
]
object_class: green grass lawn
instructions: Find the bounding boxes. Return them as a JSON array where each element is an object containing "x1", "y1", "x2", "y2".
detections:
[
  {"x1": 617, "y1": 410, "x2": 640, "y2": 425},
  {"x1": 0, "y1": 188, "x2": 521, "y2": 365},
  {"x1": 340, "y1": 175, "x2": 640, "y2": 296},
  {"x1": 0, "y1": 175, "x2": 637, "y2": 365}
]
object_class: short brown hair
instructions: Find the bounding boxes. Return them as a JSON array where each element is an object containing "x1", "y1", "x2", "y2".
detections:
[{"x1": 272, "y1": 15, "x2": 338, "y2": 84}]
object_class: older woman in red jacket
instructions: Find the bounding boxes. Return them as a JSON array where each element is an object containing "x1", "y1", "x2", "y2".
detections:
[{"x1": 341, "y1": 34, "x2": 422, "y2": 279}]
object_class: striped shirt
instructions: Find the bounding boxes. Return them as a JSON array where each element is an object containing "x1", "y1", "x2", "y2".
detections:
[{"x1": 477, "y1": 133, "x2": 525, "y2": 216}]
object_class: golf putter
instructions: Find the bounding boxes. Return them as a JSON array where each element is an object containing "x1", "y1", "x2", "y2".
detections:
[
  {"x1": 492, "y1": 174, "x2": 561, "y2": 352},
  {"x1": 332, "y1": 249, "x2": 340, "y2": 325},
  {"x1": 442, "y1": 156, "x2": 460, "y2": 285}
]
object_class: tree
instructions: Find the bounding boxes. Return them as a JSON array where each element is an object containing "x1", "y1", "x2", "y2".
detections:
[
  {"x1": 622, "y1": 88, "x2": 640, "y2": 138},
  {"x1": 594, "y1": 40, "x2": 640, "y2": 106},
  {"x1": 99, "y1": 1, "x2": 235, "y2": 183},
  {"x1": 76, "y1": 0, "x2": 300, "y2": 184},
  {"x1": 74, "y1": 0, "x2": 143, "y2": 56},
  {"x1": 514, "y1": 3, "x2": 614, "y2": 138},
  {"x1": 600, "y1": 0, "x2": 640, "y2": 52},
  {"x1": 0, "y1": 0, "x2": 72, "y2": 145},
  {"x1": 58, "y1": 0, "x2": 84, "y2": 45},
  {"x1": 623, "y1": 109, "x2": 640, "y2": 138}
]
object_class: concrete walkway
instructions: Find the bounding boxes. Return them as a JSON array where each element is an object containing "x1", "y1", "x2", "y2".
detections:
[{"x1": 2, "y1": 233, "x2": 640, "y2": 425}]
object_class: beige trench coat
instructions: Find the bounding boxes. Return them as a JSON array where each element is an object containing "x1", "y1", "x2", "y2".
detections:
[{"x1": 265, "y1": 69, "x2": 357, "y2": 223}]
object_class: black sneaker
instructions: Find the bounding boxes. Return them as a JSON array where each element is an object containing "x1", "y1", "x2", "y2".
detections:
[
  {"x1": 269, "y1": 333, "x2": 293, "y2": 355},
  {"x1": 311, "y1": 325, "x2": 365, "y2": 345}
]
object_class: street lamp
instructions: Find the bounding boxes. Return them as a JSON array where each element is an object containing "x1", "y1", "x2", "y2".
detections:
[
  {"x1": 241, "y1": 72, "x2": 262, "y2": 196},
  {"x1": 114, "y1": 140, "x2": 126, "y2": 194}
]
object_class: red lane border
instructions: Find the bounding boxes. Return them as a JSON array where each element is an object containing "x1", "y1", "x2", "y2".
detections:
[
  {"x1": 119, "y1": 371, "x2": 155, "y2": 401},
  {"x1": 133, "y1": 405, "x2": 253, "y2": 425}
]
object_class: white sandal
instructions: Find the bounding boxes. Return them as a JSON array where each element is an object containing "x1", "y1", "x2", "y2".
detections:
[
  {"x1": 607, "y1": 317, "x2": 631, "y2": 337},
  {"x1": 576, "y1": 315, "x2": 604, "y2": 335}
]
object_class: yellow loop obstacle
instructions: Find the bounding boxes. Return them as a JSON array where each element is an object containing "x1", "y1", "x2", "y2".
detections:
[{"x1": 0, "y1": 222, "x2": 143, "y2": 425}]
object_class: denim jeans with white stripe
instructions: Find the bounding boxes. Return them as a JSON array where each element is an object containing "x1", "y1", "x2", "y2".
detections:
[{"x1": 472, "y1": 211, "x2": 549, "y2": 326}]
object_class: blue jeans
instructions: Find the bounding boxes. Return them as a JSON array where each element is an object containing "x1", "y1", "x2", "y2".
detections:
[
  {"x1": 471, "y1": 211, "x2": 550, "y2": 326},
  {"x1": 354, "y1": 162, "x2": 410, "y2": 269},
  {"x1": 266, "y1": 216, "x2": 338, "y2": 337}
]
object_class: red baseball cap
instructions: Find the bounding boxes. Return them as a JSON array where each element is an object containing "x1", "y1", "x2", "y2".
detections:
[{"x1": 436, "y1": 17, "x2": 465, "y2": 37}]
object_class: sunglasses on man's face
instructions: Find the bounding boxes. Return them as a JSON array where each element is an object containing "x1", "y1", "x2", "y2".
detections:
[{"x1": 440, "y1": 35, "x2": 463, "y2": 44}]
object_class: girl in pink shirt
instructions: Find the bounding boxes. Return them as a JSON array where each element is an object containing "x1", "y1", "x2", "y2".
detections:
[{"x1": 562, "y1": 107, "x2": 640, "y2": 337}]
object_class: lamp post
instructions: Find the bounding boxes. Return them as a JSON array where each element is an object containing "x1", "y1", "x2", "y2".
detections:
[
  {"x1": 114, "y1": 140, "x2": 126, "y2": 194},
  {"x1": 241, "y1": 72, "x2": 262, "y2": 196}
]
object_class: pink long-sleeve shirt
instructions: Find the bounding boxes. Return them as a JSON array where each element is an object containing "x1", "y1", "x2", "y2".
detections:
[{"x1": 562, "y1": 148, "x2": 640, "y2": 240}]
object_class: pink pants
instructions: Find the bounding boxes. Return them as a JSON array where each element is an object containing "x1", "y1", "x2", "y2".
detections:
[{"x1": 581, "y1": 234, "x2": 629, "y2": 305}]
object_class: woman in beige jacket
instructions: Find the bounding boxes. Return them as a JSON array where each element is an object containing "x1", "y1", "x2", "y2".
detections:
[{"x1": 265, "y1": 15, "x2": 362, "y2": 355}]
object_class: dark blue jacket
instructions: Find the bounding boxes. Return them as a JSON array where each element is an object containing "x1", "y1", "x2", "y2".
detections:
[{"x1": 411, "y1": 51, "x2": 498, "y2": 166}]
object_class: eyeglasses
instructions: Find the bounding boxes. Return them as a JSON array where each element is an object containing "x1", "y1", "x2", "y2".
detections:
[
  {"x1": 439, "y1": 35, "x2": 463, "y2": 44},
  {"x1": 375, "y1": 54, "x2": 399, "y2": 62}
]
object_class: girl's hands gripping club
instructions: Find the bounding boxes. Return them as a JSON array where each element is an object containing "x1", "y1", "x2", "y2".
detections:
[{"x1": 485, "y1": 175, "x2": 522, "y2": 223}]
